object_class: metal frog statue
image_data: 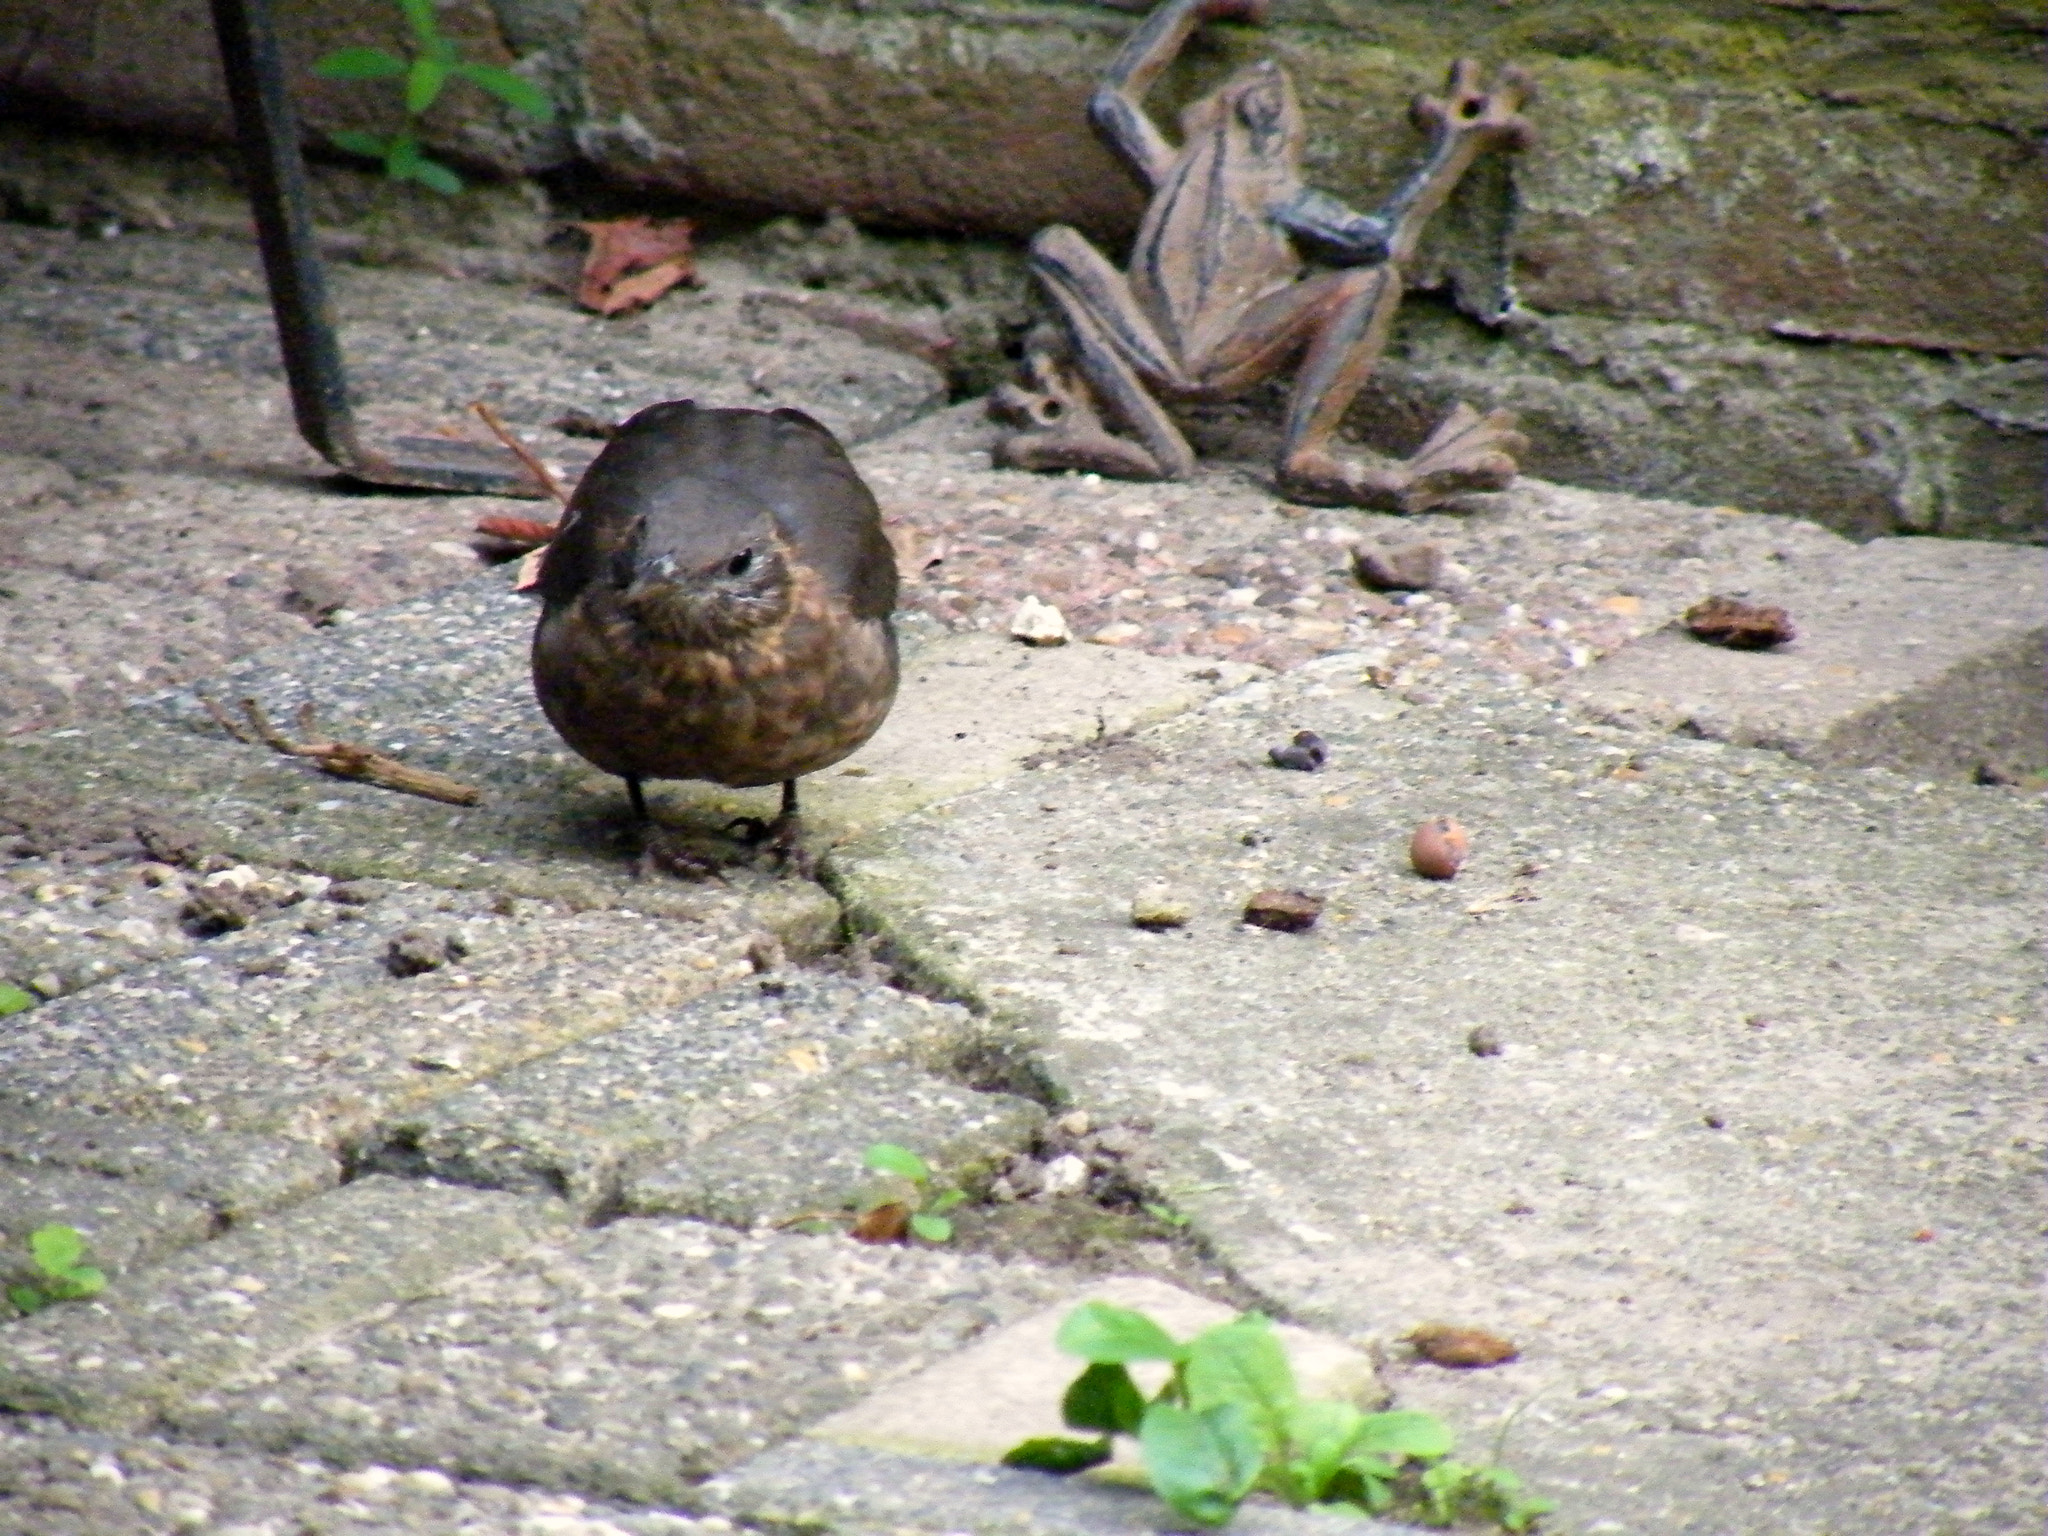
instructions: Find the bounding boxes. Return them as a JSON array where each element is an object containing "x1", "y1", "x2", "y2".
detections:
[{"x1": 991, "y1": 0, "x2": 1533, "y2": 513}]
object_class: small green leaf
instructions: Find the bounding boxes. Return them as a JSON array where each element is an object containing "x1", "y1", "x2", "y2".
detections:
[
  {"x1": 52, "y1": 1266, "x2": 105, "y2": 1300},
  {"x1": 406, "y1": 55, "x2": 449, "y2": 114},
  {"x1": 1061, "y1": 1362, "x2": 1146, "y2": 1436},
  {"x1": 408, "y1": 158, "x2": 465, "y2": 195},
  {"x1": 453, "y1": 61, "x2": 555, "y2": 120},
  {"x1": 1419, "y1": 1459, "x2": 1474, "y2": 1525},
  {"x1": 423, "y1": 33, "x2": 460, "y2": 65},
  {"x1": 1142, "y1": 1202, "x2": 1189, "y2": 1227},
  {"x1": 0, "y1": 983, "x2": 35, "y2": 1016},
  {"x1": 328, "y1": 129, "x2": 391, "y2": 159},
  {"x1": 862, "y1": 1143, "x2": 929, "y2": 1182},
  {"x1": 30, "y1": 1225, "x2": 83, "y2": 1276},
  {"x1": 1054, "y1": 1301, "x2": 1187, "y2": 1365},
  {"x1": 1280, "y1": 1399, "x2": 1364, "y2": 1502},
  {"x1": 1139, "y1": 1401, "x2": 1263, "y2": 1527},
  {"x1": 313, "y1": 45, "x2": 407, "y2": 80},
  {"x1": 385, "y1": 132, "x2": 422, "y2": 175},
  {"x1": 908, "y1": 1212, "x2": 952, "y2": 1243},
  {"x1": 1502, "y1": 1493, "x2": 1558, "y2": 1531},
  {"x1": 927, "y1": 1188, "x2": 967, "y2": 1214},
  {"x1": 1183, "y1": 1314, "x2": 1296, "y2": 1457},
  {"x1": 7, "y1": 1284, "x2": 45, "y2": 1316},
  {"x1": 398, "y1": 0, "x2": 440, "y2": 47},
  {"x1": 1001, "y1": 1435, "x2": 1113, "y2": 1475},
  {"x1": 1350, "y1": 1409, "x2": 1455, "y2": 1464}
]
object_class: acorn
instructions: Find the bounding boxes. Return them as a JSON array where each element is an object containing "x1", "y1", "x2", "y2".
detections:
[{"x1": 1410, "y1": 817, "x2": 1469, "y2": 880}]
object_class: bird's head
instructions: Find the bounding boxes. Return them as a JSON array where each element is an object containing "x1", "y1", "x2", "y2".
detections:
[{"x1": 613, "y1": 515, "x2": 795, "y2": 647}]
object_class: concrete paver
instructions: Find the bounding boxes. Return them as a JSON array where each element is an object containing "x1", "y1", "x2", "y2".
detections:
[
  {"x1": 0, "y1": 1178, "x2": 569, "y2": 1430},
  {"x1": 829, "y1": 662, "x2": 2046, "y2": 1534},
  {"x1": 163, "y1": 1218, "x2": 1066, "y2": 1507},
  {"x1": 370, "y1": 973, "x2": 1022, "y2": 1218},
  {"x1": 0, "y1": 882, "x2": 774, "y2": 1152},
  {"x1": 1563, "y1": 535, "x2": 2046, "y2": 775},
  {"x1": 1, "y1": 1106, "x2": 337, "y2": 1290}
]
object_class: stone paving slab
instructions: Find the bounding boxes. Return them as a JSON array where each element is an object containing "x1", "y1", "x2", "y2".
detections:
[
  {"x1": 808, "y1": 1273, "x2": 1381, "y2": 1474},
  {"x1": 0, "y1": 1415, "x2": 719, "y2": 1535},
  {"x1": 164, "y1": 1217, "x2": 1068, "y2": 1508},
  {"x1": 829, "y1": 658, "x2": 2047, "y2": 1535},
  {"x1": 620, "y1": 1059, "x2": 1043, "y2": 1230},
  {"x1": 1562, "y1": 535, "x2": 2047, "y2": 776},
  {"x1": 114, "y1": 560, "x2": 1260, "y2": 870},
  {"x1": 368, "y1": 974, "x2": 1006, "y2": 1217},
  {"x1": 0, "y1": 1105, "x2": 337, "y2": 1290},
  {"x1": 704, "y1": 1440, "x2": 1410, "y2": 1535},
  {"x1": 0, "y1": 881, "x2": 770, "y2": 1154},
  {"x1": 0, "y1": 1177, "x2": 569, "y2": 1431}
]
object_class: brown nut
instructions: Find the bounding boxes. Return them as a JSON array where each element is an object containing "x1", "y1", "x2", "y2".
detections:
[
  {"x1": 1243, "y1": 889, "x2": 1324, "y2": 932},
  {"x1": 1410, "y1": 817, "x2": 1469, "y2": 880}
]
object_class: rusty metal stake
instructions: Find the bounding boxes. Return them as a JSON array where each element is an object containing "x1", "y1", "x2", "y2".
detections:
[{"x1": 208, "y1": 0, "x2": 546, "y2": 496}]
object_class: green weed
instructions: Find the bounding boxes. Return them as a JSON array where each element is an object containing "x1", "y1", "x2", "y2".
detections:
[
  {"x1": 860, "y1": 1142, "x2": 967, "y2": 1242},
  {"x1": 1003, "y1": 1301, "x2": 1553, "y2": 1530},
  {"x1": 6, "y1": 1225, "x2": 107, "y2": 1316},
  {"x1": 313, "y1": 0, "x2": 553, "y2": 195}
]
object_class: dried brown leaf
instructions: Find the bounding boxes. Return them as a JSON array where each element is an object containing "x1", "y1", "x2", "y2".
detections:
[
  {"x1": 1406, "y1": 1323, "x2": 1519, "y2": 1368},
  {"x1": 574, "y1": 217, "x2": 699, "y2": 315},
  {"x1": 851, "y1": 1202, "x2": 911, "y2": 1245}
]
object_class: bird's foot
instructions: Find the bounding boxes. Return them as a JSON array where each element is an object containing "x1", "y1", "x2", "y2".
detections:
[
  {"x1": 636, "y1": 825, "x2": 728, "y2": 883},
  {"x1": 726, "y1": 812, "x2": 815, "y2": 879}
]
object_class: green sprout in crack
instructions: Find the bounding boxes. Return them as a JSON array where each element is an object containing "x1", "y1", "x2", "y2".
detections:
[
  {"x1": 861, "y1": 1142, "x2": 968, "y2": 1243},
  {"x1": 6, "y1": 1224, "x2": 107, "y2": 1317},
  {"x1": 313, "y1": 0, "x2": 554, "y2": 195},
  {"x1": 1003, "y1": 1301, "x2": 1554, "y2": 1531}
]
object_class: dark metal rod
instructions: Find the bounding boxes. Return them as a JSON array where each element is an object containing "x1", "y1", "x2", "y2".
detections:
[{"x1": 209, "y1": 0, "x2": 362, "y2": 469}]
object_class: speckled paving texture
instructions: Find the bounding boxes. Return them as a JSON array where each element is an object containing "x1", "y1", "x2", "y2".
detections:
[{"x1": 829, "y1": 659, "x2": 2047, "y2": 1535}]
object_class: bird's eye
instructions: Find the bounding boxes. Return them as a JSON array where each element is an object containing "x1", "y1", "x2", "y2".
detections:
[{"x1": 725, "y1": 549, "x2": 754, "y2": 578}]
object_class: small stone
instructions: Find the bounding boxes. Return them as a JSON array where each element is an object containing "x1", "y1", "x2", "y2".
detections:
[
  {"x1": 1131, "y1": 886, "x2": 1193, "y2": 930},
  {"x1": 1268, "y1": 729, "x2": 1328, "y2": 772},
  {"x1": 1467, "y1": 1024, "x2": 1503, "y2": 1057},
  {"x1": 386, "y1": 928, "x2": 463, "y2": 977},
  {"x1": 1040, "y1": 1153, "x2": 1090, "y2": 1197},
  {"x1": 1009, "y1": 595, "x2": 1070, "y2": 646},
  {"x1": 182, "y1": 884, "x2": 256, "y2": 936},
  {"x1": 397, "y1": 1468, "x2": 456, "y2": 1497},
  {"x1": 1354, "y1": 542, "x2": 1443, "y2": 592},
  {"x1": 1243, "y1": 889, "x2": 1324, "y2": 932},
  {"x1": 1683, "y1": 594, "x2": 1796, "y2": 649},
  {"x1": 1056, "y1": 1109, "x2": 1092, "y2": 1137},
  {"x1": 1410, "y1": 817, "x2": 1469, "y2": 880},
  {"x1": 1089, "y1": 621, "x2": 1145, "y2": 646}
]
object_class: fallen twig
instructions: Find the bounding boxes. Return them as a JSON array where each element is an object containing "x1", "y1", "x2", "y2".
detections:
[
  {"x1": 203, "y1": 697, "x2": 482, "y2": 807},
  {"x1": 471, "y1": 401, "x2": 570, "y2": 507}
]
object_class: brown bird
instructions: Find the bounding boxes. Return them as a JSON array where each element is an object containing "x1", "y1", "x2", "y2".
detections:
[{"x1": 531, "y1": 401, "x2": 898, "y2": 861}]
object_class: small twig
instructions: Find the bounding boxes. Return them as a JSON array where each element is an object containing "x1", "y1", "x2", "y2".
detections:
[
  {"x1": 471, "y1": 401, "x2": 570, "y2": 508},
  {"x1": 203, "y1": 696, "x2": 482, "y2": 807},
  {"x1": 773, "y1": 1210, "x2": 854, "y2": 1231}
]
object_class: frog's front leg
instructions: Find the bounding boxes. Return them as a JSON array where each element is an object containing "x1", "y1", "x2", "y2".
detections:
[
  {"x1": 992, "y1": 225, "x2": 1199, "y2": 481},
  {"x1": 1276, "y1": 60, "x2": 1533, "y2": 511}
]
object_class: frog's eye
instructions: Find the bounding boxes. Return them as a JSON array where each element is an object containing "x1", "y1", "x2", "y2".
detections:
[{"x1": 725, "y1": 548, "x2": 755, "y2": 578}]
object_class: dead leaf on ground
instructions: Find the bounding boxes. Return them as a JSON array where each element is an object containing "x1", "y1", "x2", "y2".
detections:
[
  {"x1": 1406, "y1": 1323, "x2": 1519, "y2": 1368},
  {"x1": 574, "y1": 217, "x2": 700, "y2": 315},
  {"x1": 1684, "y1": 595, "x2": 1796, "y2": 650},
  {"x1": 852, "y1": 1202, "x2": 911, "y2": 1244}
]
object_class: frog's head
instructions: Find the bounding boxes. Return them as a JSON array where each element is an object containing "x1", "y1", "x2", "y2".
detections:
[{"x1": 1225, "y1": 59, "x2": 1301, "y2": 160}]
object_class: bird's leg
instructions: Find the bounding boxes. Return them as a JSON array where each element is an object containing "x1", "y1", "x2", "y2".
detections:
[
  {"x1": 726, "y1": 780, "x2": 812, "y2": 876},
  {"x1": 626, "y1": 775, "x2": 649, "y2": 822}
]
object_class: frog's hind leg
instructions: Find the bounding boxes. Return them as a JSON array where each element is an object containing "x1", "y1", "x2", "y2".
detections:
[
  {"x1": 1274, "y1": 261, "x2": 1525, "y2": 512},
  {"x1": 992, "y1": 225, "x2": 1197, "y2": 481}
]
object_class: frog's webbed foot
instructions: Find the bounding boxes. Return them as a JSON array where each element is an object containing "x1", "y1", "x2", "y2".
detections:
[
  {"x1": 990, "y1": 353, "x2": 1170, "y2": 481},
  {"x1": 1281, "y1": 403, "x2": 1526, "y2": 513},
  {"x1": 1412, "y1": 60, "x2": 1535, "y2": 156}
]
